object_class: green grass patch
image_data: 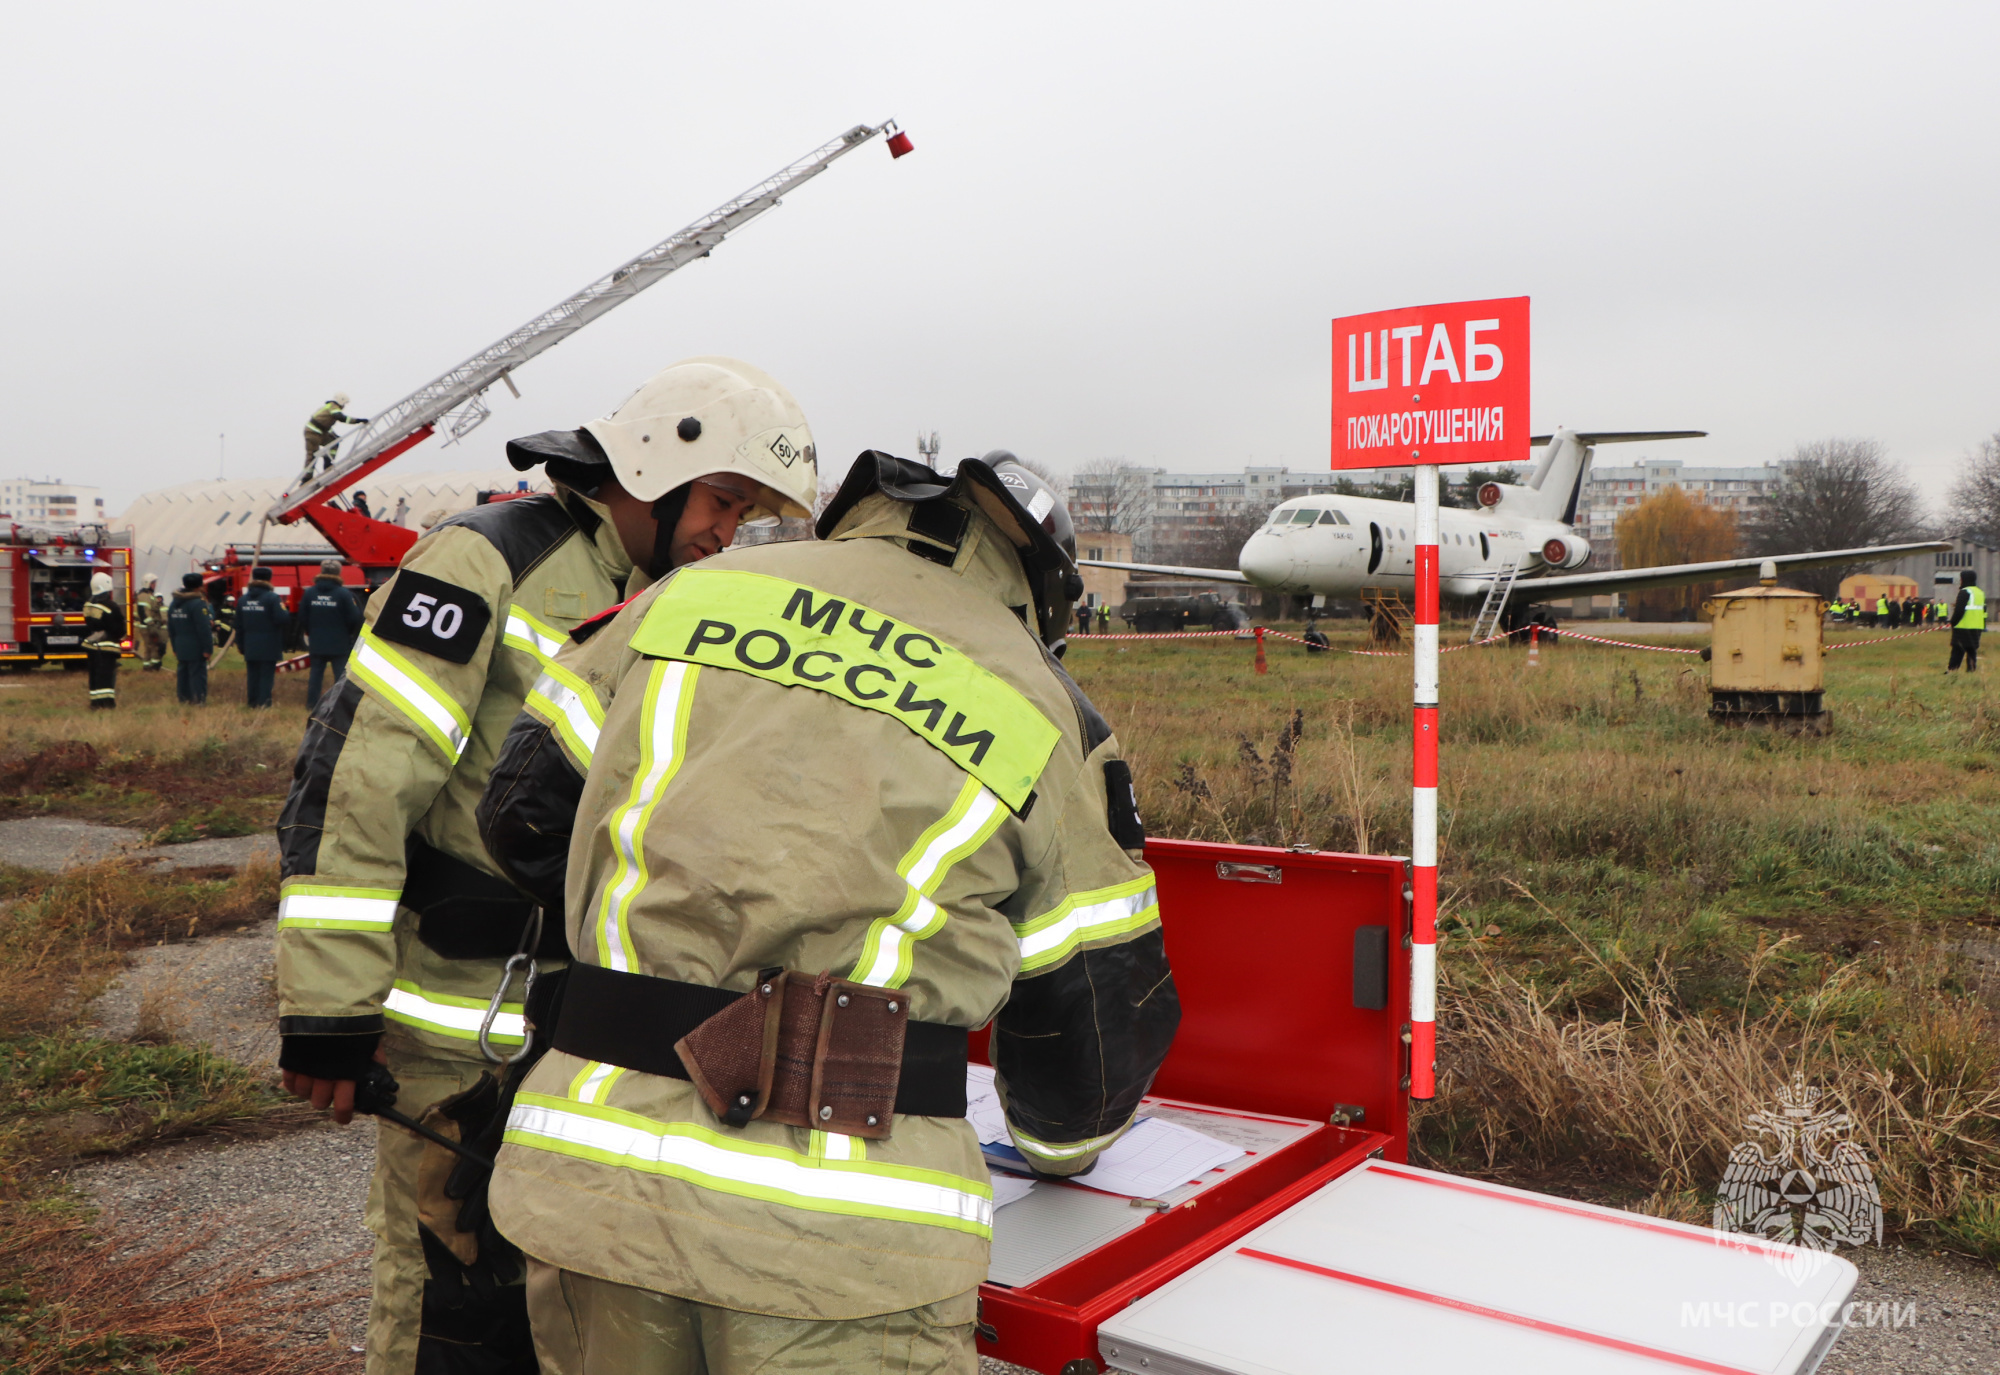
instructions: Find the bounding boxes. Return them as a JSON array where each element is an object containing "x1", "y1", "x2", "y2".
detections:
[{"x1": 1066, "y1": 620, "x2": 2000, "y2": 1258}]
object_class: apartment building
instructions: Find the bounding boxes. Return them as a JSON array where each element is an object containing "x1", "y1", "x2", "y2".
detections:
[
  {"x1": 1578, "y1": 458, "x2": 1785, "y2": 550},
  {"x1": 0, "y1": 479, "x2": 106, "y2": 527}
]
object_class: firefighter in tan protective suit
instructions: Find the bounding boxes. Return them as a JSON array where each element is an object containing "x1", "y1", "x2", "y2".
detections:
[
  {"x1": 134, "y1": 573, "x2": 168, "y2": 670},
  {"x1": 274, "y1": 358, "x2": 822, "y2": 1375},
  {"x1": 473, "y1": 450, "x2": 1180, "y2": 1373},
  {"x1": 303, "y1": 392, "x2": 368, "y2": 476}
]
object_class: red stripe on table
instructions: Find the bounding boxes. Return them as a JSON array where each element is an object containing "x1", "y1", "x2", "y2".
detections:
[
  {"x1": 1366, "y1": 1164, "x2": 1796, "y2": 1260},
  {"x1": 1235, "y1": 1248, "x2": 1759, "y2": 1375}
]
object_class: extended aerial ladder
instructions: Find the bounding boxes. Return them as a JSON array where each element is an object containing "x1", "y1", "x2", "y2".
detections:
[{"x1": 245, "y1": 119, "x2": 910, "y2": 582}]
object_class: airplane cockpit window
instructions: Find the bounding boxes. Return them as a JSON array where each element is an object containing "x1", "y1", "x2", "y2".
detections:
[
  {"x1": 1290, "y1": 509, "x2": 1318, "y2": 524},
  {"x1": 1317, "y1": 509, "x2": 1352, "y2": 526}
]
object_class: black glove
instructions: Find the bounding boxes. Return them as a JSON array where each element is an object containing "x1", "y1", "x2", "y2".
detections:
[{"x1": 277, "y1": 1029, "x2": 382, "y2": 1082}]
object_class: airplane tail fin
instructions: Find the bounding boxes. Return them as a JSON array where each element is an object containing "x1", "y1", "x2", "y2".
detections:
[{"x1": 1505, "y1": 429, "x2": 1707, "y2": 522}]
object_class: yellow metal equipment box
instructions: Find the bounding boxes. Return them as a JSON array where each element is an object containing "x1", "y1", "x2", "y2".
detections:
[{"x1": 1703, "y1": 571, "x2": 1826, "y2": 727}]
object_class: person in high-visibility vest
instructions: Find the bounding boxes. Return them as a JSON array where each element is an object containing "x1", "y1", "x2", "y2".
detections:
[{"x1": 1948, "y1": 571, "x2": 1984, "y2": 672}]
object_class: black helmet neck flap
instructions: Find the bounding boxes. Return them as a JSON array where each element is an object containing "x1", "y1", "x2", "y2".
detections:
[{"x1": 818, "y1": 451, "x2": 1084, "y2": 649}]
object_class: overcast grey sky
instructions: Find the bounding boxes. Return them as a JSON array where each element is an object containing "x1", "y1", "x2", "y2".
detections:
[{"x1": 5, "y1": 1, "x2": 1995, "y2": 513}]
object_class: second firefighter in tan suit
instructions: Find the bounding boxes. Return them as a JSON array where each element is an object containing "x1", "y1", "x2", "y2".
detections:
[
  {"x1": 134, "y1": 573, "x2": 168, "y2": 670},
  {"x1": 274, "y1": 359, "x2": 822, "y2": 1375},
  {"x1": 476, "y1": 451, "x2": 1179, "y2": 1373}
]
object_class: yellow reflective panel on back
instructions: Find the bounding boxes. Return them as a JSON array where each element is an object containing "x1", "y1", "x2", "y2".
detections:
[{"x1": 629, "y1": 569, "x2": 1059, "y2": 810}]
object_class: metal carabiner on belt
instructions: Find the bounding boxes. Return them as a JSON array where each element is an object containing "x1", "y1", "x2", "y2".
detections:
[{"x1": 478, "y1": 906, "x2": 542, "y2": 1066}]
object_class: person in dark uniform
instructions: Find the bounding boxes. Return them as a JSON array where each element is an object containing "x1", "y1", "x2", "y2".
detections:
[
  {"x1": 234, "y1": 567, "x2": 291, "y2": 708},
  {"x1": 81, "y1": 571, "x2": 122, "y2": 709},
  {"x1": 167, "y1": 573, "x2": 214, "y2": 705},
  {"x1": 300, "y1": 559, "x2": 364, "y2": 710}
]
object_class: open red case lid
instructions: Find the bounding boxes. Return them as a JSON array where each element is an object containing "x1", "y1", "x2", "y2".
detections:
[{"x1": 975, "y1": 839, "x2": 1412, "y2": 1373}]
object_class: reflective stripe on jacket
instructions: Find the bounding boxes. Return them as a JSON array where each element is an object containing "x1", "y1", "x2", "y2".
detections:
[
  {"x1": 306, "y1": 401, "x2": 351, "y2": 435},
  {"x1": 482, "y1": 492, "x2": 1178, "y2": 1321},
  {"x1": 275, "y1": 491, "x2": 636, "y2": 1059},
  {"x1": 82, "y1": 593, "x2": 122, "y2": 648}
]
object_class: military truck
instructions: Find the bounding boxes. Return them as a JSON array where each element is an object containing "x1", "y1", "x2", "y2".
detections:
[{"x1": 1117, "y1": 592, "x2": 1249, "y2": 633}]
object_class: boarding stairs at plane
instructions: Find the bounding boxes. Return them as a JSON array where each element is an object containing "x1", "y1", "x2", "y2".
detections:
[
  {"x1": 1469, "y1": 559, "x2": 1521, "y2": 642},
  {"x1": 1360, "y1": 588, "x2": 1413, "y2": 647}
]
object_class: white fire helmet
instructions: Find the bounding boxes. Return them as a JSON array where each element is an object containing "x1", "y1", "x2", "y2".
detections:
[
  {"x1": 582, "y1": 357, "x2": 817, "y2": 521},
  {"x1": 142, "y1": 572, "x2": 158, "y2": 588},
  {"x1": 90, "y1": 571, "x2": 113, "y2": 595},
  {"x1": 331, "y1": 392, "x2": 351, "y2": 408}
]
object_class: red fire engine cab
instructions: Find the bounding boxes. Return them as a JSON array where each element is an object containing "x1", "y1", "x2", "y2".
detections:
[{"x1": 0, "y1": 524, "x2": 133, "y2": 669}]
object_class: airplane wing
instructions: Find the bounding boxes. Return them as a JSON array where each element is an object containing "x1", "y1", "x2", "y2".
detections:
[
  {"x1": 1077, "y1": 559, "x2": 1250, "y2": 584},
  {"x1": 1528, "y1": 431, "x2": 1707, "y2": 446},
  {"x1": 1511, "y1": 542, "x2": 1949, "y2": 602}
]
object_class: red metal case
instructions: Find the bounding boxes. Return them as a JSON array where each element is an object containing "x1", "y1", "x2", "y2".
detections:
[{"x1": 976, "y1": 838, "x2": 1411, "y2": 1374}]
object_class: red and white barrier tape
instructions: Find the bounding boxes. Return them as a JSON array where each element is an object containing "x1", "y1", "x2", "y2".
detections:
[
  {"x1": 1542, "y1": 630, "x2": 1701, "y2": 655},
  {"x1": 1824, "y1": 625, "x2": 1943, "y2": 650},
  {"x1": 1073, "y1": 621, "x2": 1945, "y2": 658}
]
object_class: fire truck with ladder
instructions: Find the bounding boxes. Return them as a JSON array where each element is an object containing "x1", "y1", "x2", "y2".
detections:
[{"x1": 198, "y1": 121, "x2": 914, "y2": 644}]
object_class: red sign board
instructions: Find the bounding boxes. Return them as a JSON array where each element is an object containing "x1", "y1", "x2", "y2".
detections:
[{"x1": 1329, "y1": 296, "x2": 1529, "y2": 471}]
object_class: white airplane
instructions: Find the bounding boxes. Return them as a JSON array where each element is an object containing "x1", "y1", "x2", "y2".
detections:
[{"x1": 1081, "y1": 429, "x2": 1946, "y2": 621}]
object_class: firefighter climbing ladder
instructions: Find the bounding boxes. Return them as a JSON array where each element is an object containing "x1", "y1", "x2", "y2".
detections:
[
  {"x1": 267, "y1": 120, "x2": 909, "y2": 526},
  {"x1": 1467, "y1": 558, "x2": 1519, "y2": 642}
]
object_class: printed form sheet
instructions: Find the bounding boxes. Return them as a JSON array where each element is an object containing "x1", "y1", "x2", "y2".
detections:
[{"x1": 970, "y1": 1065, "x2": 1318, "y2": 1287}]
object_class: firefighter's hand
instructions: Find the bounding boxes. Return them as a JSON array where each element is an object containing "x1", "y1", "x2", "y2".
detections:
[{"x1": 283, "y1": 1045, "x2": 388, "y2": 1126}]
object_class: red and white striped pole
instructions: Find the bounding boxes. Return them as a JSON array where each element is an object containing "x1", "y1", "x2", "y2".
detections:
[{"x1": 1410, "y1": 459, "x2": 1439, "y2": 1100}]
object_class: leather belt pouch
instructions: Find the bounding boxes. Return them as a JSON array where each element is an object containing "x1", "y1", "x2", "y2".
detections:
[{"x1": 676, "y1": 970, "x2": 907, "y2": 1140}]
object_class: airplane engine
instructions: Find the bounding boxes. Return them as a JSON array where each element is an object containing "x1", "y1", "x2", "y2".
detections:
[{"x1": 1541, "y1": 534, "x2": 1590, "y2": 570}]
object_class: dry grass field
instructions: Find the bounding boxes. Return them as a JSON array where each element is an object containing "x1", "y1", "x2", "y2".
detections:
[
  {"x1": 0, "y1": 622, "x2": 1995, "y2": 1366},
  {"x1": 1064, "y1": 618, "x2": 2000, "y2": 1261},
  {"x1": 0, "y1": 660, "x2": 344, "y2": 1373}
]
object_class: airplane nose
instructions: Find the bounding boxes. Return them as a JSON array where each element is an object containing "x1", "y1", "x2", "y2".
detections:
[{"x1": 1238, "y1": 534, "x2": 1294, "y2": 588}]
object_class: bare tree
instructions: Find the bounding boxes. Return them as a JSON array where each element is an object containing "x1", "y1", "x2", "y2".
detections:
[
  {"x1": 1739, "y1": 439, "x2": 1925, "y2": 596},
  {"x1": 1948, "y1": 432, "x2": 2000, "y2": 547},
  {"x1": 1070, "y1": 458, "x2": 1154, "y2": 537},
  {"x1": 1165, "y1": 509, "x2": 1272, "y2": 572}
]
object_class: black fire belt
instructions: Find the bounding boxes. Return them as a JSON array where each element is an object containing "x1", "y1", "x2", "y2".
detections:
[
  {"x1": 552, "y1": 961, "x2": 969, "y2": 1118},
  {"x1": 403, "y1": 836, "x2": 566, "y2": 961}
]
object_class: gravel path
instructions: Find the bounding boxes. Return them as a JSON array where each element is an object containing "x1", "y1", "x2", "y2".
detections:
[
  {"x1": 1819, "y1": 1245, "x2": 2000, "y2": 1373},
  {"x1": 0, "y1": 816, "x2": 277, "y2": 872},
  {"x1": 85, "y1": 916, "x2": 280, "y2": 1067},
  {"x1": 76, "y1": 1118, "x2": 376, "y2": 1358}
]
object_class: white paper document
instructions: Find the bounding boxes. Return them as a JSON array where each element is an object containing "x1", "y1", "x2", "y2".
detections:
[
  {"x1": 1083, "y1": 1116, "x2": 1244, "y2": 1198},
  {"x1": 988, "y1": 1171, "x2": 1036, "y2": 1210},
  {"x1": 964, "y1": 1064, "x2": 1242, "y2": 1200},
  {"x1": 966, "y1": 1062, "x2": 1009, "y2": 1146}
]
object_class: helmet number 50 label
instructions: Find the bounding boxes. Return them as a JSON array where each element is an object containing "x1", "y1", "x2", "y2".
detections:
[{"x1": 371, "y1": 569, "x2": 492, "y2": 665}]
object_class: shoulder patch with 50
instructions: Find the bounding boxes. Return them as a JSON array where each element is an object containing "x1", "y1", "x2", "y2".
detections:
[{"x1": 370, "y1": 570, "x2": 492, "y2": 665}]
